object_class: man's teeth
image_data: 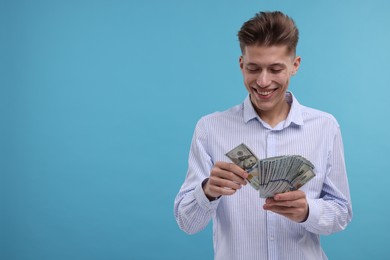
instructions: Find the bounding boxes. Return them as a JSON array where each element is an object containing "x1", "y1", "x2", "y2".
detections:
[{"x1": 257, "y1": 89, "x2": 274, "y2": 95}]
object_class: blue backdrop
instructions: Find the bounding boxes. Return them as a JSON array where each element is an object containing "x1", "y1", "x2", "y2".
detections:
[{"x1": 1, "y1": 0, "x2": 389, "y2": 259}]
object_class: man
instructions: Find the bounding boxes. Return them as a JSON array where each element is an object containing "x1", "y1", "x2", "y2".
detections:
[{"x1": 174, "y1": 11, "x2": 352, "y2": 260}]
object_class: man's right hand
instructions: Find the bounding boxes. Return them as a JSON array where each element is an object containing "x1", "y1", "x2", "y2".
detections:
[{"x1": 202, "y1": 161, "x2": 248, "y2": 200}]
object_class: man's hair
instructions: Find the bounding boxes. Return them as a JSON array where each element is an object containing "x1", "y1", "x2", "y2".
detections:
[{"x1": 237, "y1": 11, "x2": 299, "y2": 55}]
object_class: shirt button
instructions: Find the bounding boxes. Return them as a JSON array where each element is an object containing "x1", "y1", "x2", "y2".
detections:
[{"x1": 269, "y1": 236, "x2": 274, "y2": 241}]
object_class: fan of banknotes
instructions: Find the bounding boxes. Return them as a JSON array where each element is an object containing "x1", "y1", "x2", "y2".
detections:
[{"x1": 226, "y1": 143, "x2": 315, "y2": 198}]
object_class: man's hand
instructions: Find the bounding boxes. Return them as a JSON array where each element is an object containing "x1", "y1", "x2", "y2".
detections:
[
  {"x1": 263, "y1": 190, "x2": 309, "y2": 223},
  {"x1": 203, "y1": 161, "x2": 248, "y2": 200}
]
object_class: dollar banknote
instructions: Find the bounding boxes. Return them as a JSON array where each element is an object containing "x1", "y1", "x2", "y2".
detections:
[
  {"x1": 226, "y1": 143, "x2": 315, "y2": 198},
  {"x1": 225, "y1": 143, "x2": 260, "y2": 190}
]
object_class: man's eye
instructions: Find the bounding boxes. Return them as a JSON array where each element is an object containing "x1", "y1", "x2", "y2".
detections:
[
  {"x1": 246, "y1": 67, "x2": 259, "y2": 73},
  {"x1": 270, "y1": 69, "x2": 283, "y2": 74}
]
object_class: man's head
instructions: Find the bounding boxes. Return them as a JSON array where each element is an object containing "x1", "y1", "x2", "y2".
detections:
[
  {"x1": 237, "y1": 11, "x2": 299, "y2": 56},
  {"x1": 237, "y1": 11, "x2": 301, "y2": 124}
]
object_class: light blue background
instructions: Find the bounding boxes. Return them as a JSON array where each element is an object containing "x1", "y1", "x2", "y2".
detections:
[{"x1": 1, "y1": 0, "x2": 389, "y2": 259}]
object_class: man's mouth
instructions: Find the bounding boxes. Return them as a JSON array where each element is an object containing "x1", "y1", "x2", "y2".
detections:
[{"x1": 253, "y1": 88, "x2": 277, "y2": 97}]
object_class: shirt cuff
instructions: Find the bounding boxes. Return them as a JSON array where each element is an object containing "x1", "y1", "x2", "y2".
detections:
[
  {"x1": 300, "y1": 198, "x2": 320, "y2": 229},
  {"x1": 193, "y1": 180, "x2": 220, "y2": 211}
]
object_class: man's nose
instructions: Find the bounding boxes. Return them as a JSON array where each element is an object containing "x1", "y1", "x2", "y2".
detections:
[{"x1": 256, "y1": 71, "x2": 272, "y2": 88}]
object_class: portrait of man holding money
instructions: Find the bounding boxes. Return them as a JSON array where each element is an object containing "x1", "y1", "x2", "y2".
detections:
[{"x1": 174, "y1": 11, "x2": 352, "y2": 260}]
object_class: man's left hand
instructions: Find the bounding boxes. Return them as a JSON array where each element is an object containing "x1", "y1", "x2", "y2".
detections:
[{"x1": 263, "y1": 190, "x2": 309, "y2": 223}]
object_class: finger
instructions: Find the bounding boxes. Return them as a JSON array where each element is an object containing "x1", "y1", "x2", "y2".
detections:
[
  {"x1": 209, "y1": 175, "x2": 243, "y2": 190},
  {"x1": 215, "y1": 161, "x2": 249, "y2": 179},
  {"x1": 263, "y1": 205, "x2": 308, "y2": 222},
  {"x1": 265, "y1": 198, "x2": 294, "y2": 208},
  {"x1": 207, "y1": 181, "x2": 238, "y2": 196},
  {"x1": 211, "y1": 165, "x2": 247, "y2": 186},
  {"x1": 263, "y1": 201, "x2": 298, "y2": 211},
  {"x1": 264, "y1": 196, "x2": 306, "y2": 208},
  {"x1": 263, "y1": 204, "x2": 295, "y2": 213},
  {"x1": 273, "y1": 190, "x2": 305, "y2": 201}
]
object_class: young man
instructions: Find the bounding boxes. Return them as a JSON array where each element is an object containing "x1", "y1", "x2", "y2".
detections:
[{"x1": 174, "y1": 11, "x2": 352, "y2": 260}]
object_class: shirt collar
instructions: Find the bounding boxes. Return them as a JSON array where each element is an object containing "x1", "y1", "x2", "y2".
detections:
[{"x1": 243, "y1": 91, "x2": 304, "y2": 127}]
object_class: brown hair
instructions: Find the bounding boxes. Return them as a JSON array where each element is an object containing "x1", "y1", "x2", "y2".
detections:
[{"x1": 237, "y1": 11, "x2": 299, "y2": 55}]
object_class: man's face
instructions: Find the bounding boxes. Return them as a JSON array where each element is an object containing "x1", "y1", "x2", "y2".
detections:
[{"x1": 239, "y1": 45, "x2": 300, "y2": 117}]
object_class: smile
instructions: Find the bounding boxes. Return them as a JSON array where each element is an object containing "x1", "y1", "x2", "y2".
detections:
[{"x1": 253, "y1": 88, "x2": 277, "y2": 96}]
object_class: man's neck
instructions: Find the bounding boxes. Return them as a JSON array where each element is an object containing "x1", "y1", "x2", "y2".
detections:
[{"x1": 257, "y1": 102, "x2": 291, "y2": 128}]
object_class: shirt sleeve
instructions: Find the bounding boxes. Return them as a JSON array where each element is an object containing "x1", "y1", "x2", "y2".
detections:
[
  {"x1": 174, "y1": 118, "x2": 220, "y2": 234},
  {"x1": 301, "y1": 126, "x2": 353, "y2": 235}
]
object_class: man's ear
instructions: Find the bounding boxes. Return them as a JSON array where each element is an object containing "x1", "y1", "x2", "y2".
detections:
[
  {"x1": 291, "y1": 56, "x2": 301, "y2": 75},
  {"x1": 239, "y1": 56, "x2": 244, "y2": 70}
]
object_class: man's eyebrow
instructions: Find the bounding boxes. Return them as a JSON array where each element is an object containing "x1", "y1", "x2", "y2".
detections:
[
  {"x1": 245, "y1": 62, "x2": 259, "y2": 66},
  {"x1": 269, "y1": 63, "x2": 287, "y2": 67},
  {"x1": 245, "y1": 62, "x2": 287, "y2": 67}
]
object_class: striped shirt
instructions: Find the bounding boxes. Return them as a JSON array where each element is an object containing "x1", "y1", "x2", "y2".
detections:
[{"x1": 174, "y1": 92, "x2": 352, "y2": 260}]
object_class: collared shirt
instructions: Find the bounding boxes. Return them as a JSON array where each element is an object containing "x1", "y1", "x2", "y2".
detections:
[{"x1": 174, "y1": 92, "x2": 352, "y2": 260}]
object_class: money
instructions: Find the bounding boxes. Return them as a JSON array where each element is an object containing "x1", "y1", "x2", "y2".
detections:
[
  {"x1": 226, "y1": 143, "x2": 315, "y2": 198},
  {"x1": 225, "y1": 143, "x2": 260, "y2": 190}
]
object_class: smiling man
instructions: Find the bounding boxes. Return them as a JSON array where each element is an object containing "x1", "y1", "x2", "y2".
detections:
[
  {"x1": 174, "y1": 11, "x2": 352, "y2": 260},
  {"x1": 240, "y1": 45, "x2": 300, "y2": 127}
]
